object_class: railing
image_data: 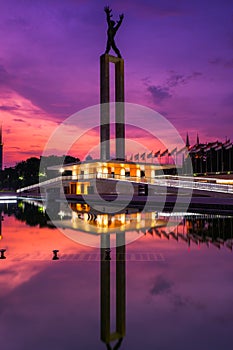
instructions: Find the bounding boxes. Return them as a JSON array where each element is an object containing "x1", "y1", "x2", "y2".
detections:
[
  {"x1": 152, "y1": 175, "x2": 233, "y2": 194},
  {"x1": 153, "y1": 178, "x2": 233, "y2": 194},
  {"x1": 16, "y1": 174, "x2": 149, "y2": 193},
  {"x1": 16, "y1": 174, "x2": 233, "y2": 194},
  {"x1": 17, "y1": 176, "x2": 73, "y2": 193}
]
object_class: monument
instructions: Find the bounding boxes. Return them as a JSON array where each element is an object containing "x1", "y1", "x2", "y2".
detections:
[
  {"x1": 19, "y1": 7, "x2": 176, "y2": 200},
  {"x1": 100, "y1": 6, "x2": 125, "y2": 161},
  {"x1": 101, "y1": 14, "x2": 126, "y2": 344},
  {"x1": 104, "y1": 6, "x2": 124, "y2": 58}
]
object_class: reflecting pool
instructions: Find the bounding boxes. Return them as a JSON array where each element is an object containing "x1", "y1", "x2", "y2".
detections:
[{"x1": 0, "y1": 201, "x2": 233, "y2": 350}]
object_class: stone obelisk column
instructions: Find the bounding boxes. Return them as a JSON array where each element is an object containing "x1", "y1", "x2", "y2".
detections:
[
  {"x1": 115, "y1": 58, "x2": 125, "y2": 160},
  {"x1": 100, "y1": 54, "x2": 110, "y2": 160},
  {"x1": 100, "y1": 232, "x2": 126, "y2": 344},
  {"x1": 100, "y1": 54, "x2": 125, "y2": 161}
]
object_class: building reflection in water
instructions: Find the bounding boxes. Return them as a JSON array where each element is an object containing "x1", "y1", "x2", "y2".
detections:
[
  {"x1": 3, "y1": 199, "x2": 233, "y2": 251},
  {"x1": 57, "y1": 201, "x2": 233, "y2": 250}
]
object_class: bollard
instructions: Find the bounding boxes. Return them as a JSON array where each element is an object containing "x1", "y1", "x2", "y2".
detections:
[
  {"x1": 105, "y1": 248, "x2": 111, "y2": 261},
  {"x1": 52, "y1": 249, "x2": 59, "y2": 260},
  {"x1": 0, "y1": 248, "x2": 6, "y2": 259}
]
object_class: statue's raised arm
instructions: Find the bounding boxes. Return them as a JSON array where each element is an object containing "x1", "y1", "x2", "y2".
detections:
[
  {"x1": 104, "y1": 6, "x2": 124, "y2": 58},
  {"x1": 115, "y1": 14, "x2": 124, "y2": 31},
  {"x1": 104, "y1": 6, "x2": 112, "y2": 25}
]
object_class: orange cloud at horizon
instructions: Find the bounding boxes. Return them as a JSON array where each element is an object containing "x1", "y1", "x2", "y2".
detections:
[
  {"x1": 1, "y1": 89, "x2": 189, "y2": 168},
  {"x1": 1, "y1": 90, "x2": 59, "y2": 167}
]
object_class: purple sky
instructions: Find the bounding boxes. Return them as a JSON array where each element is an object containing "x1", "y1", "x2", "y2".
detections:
[{"x1": 0, "y1": 0, "x2": 233, "y2": 165}]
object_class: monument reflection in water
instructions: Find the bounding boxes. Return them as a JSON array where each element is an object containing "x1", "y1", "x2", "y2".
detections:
[{"x1": 1, "y1": 200, "x2": 233, "y2": 349}]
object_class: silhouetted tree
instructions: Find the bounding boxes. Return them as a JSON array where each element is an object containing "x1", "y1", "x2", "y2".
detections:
[{"x1": 0, "y1": 155, "x2": 80, "y2": 190}]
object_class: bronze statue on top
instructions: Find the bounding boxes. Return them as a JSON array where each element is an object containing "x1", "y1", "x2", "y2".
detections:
[{"x1": 104, "y1": 6, "x2": 124, "y2": 58}]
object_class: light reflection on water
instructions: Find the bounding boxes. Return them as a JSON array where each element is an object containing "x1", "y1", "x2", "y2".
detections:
[{"x1": 0, "y1": 201, "x2": 233, "y2": 350}]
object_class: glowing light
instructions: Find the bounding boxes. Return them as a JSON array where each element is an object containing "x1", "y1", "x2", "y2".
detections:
[
  {"x1": 120, "y1": 214, "x2": 125, "y2": 224},
  {"x1": 58, "y1": 210, "x2": 65, "y2": 219},
  {"x1": 97, "y1": 215, "x2": 102, "y2": 226},
  {"x1": 39, "y1": 172, "x2": 46, "y2": 177},
  {"x1": 84, "y1": 213, "x2": 89, "y2": 222},
  {"x1": 103, "y1": 215, "x2": 108, "y2": 227}
]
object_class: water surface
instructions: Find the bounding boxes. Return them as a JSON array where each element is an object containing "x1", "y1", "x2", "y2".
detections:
[{"x1": 0, "y1": 202, "x2": 232, "y2": 350}]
